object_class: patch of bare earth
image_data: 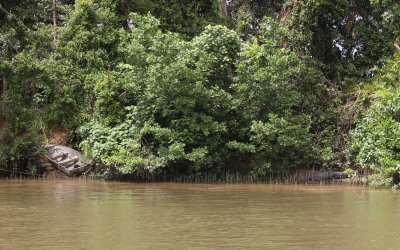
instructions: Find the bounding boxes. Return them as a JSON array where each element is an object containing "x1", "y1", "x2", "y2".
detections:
[{"x1": 49, "y1": 126, "x2": 69, "y2": 145}]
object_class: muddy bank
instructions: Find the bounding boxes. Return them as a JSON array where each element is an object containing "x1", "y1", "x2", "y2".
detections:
[
  {"x1": 1, "y1": 163, "x2": 367, "y2": 185},
  {"x1": 83, "y1": 165, "x2": 366, "y2": 184}
]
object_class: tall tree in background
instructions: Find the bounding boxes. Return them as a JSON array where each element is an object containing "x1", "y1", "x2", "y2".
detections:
[
  {"x1": 52, "y1": 0, "x2": 57, "y2": 27},
  {"x1": 114, "y1": 0, "x2": 225, "y2": 37},
  {"x1": 286, "y1": 0, "x2": 399, "y2": 82},
  {"x1": 227, "y1": 0, "x2": 285, "y2": 40},
  {"x1": 218, "y1": 0, "x2": 227, "y2": 16},
  {"x1": 0, "y1": 0, "x2": 67, "y2": 172}
]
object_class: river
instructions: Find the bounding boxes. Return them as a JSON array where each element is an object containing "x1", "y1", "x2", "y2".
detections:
[{"x1": 0, "y1": 180, "x2": 399, "y2": 249}]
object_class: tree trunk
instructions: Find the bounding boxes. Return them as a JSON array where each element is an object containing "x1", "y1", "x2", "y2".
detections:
[
  {"x1": 0, "y1": 76, "x2": 6, "y2": 113},
  {"x1": 218, "y1": 0, "x2": 227, "y2": 16},
  {"x1": 0, "y1": 49, "x2": 3, "y2": 107},
  {"x1": 52, "y1": 0, "x2": 57, "y2": 27},
  {"x1": 52, "y1": 0, "x2": 57, "y2": 43},
  {"x1": 0, "y1": 76, "x2": 3, "y2": 103}
]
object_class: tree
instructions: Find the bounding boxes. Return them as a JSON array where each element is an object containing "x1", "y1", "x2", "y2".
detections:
[
  {"x1": 286, "y1": 0, "x2": 399, "y2": 82},
  {"x1": 349, "y1": 51, "x2": 400, "y2": 187},
  {"x1": 227, "y1": 0, "x2": 286, "y2": 41},
  {"x1": 114, "y1": 0, "x2": 225, "y2": 38},
  {"x1": 80, "y1": 14, "x2": 240, "y2": 174}
]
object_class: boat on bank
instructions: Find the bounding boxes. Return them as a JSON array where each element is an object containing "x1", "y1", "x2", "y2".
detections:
[{"x1": 46, "y1": 144, "x2": 91, "y2": 176}]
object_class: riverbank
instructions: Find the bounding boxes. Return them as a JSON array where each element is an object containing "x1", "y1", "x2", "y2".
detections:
[
  {"x1": 1, "y1": 166, "x2": 368, "y2": 186},
  {"x1": 84, "y1": 164, "x2": 368, "y2": 185}
]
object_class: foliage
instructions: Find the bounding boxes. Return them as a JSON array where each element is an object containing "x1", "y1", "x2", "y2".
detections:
[
  {"x1": 75, "y1": 14, "x2": 336, "y2": 176},
  {"x1": 349, "y1": 51, "x2": 400, "y2": 186},
  {"x1": 0, "y1": 0, "x2": 399, "y2": 184},
  {"x1": 343, "y1": 167, "x2": 356, "y2": 178},
  {"x1": 233, "y1": 22, "x2": 314, "y2": 174},
  {"x1": 250, "y1": 115, "x2": 313, "y2": 176},
  {"x1": 80, "y1": 14, "x2": 240, "y2": 174},
  {"x1": 0, "y1": 53, "x2": 51, "y2": 170},
  {"x1": 233, "y1": 18, "x2": 337, "y2": 175},
  {"x1": 287, "y1": 0, "x2": 398, "y2": 82},
  {"x1": 115, "y1": 0, "x2": 225, "y2": 38},
  {"x1": 227, "y1": 0, "x2": 286, "y2": 40},
  {"x1": 368, "y1": 173, "x2": 394, "y2": 189}
]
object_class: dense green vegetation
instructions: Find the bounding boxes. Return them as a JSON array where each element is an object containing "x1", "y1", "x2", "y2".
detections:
[{"x1": 0, "y1": 0, "x2": 399, "y2": 186}]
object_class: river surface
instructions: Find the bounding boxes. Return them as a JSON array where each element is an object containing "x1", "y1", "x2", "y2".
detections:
[{"x1": 0, "y1": 180, "x2": 399, "y2": 249}]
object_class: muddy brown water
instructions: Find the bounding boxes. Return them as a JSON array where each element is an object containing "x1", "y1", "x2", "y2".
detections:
[{"x1": 0, "y1": 180, "x2": 399, "y2": 249}]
